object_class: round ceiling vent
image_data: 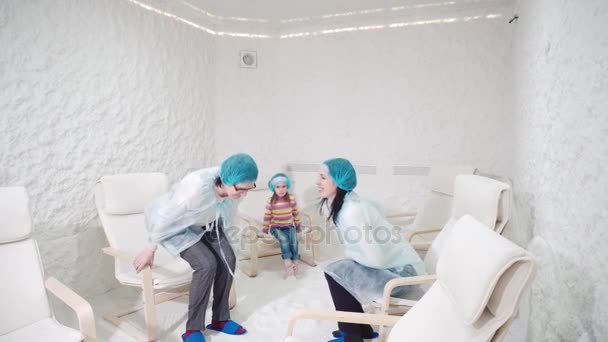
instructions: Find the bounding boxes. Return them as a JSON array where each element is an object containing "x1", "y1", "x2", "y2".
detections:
[{"x1": 240, "y1": 50, "x2": 257, "y2": 69}]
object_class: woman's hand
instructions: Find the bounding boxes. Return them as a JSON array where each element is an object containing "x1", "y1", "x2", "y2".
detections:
[{"x1": 133, "y1": 248, "x2": 156, "y2": 273}]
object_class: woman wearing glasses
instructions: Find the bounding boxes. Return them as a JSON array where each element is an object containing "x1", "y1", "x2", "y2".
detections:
[
  {"x1": 133, "y1": 153, "x2": 258, "y2": 342},
  {"x1": 316, "y1": 158, "x2": 425, "y2": 342}
]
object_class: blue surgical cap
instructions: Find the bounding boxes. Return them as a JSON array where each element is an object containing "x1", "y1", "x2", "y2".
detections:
[
  {"x1": 268, "y1": 173, "x2": 291, "y2": 192},
  {"x1": 323, "y1": 158, "x2": 357, "y2": 191},
  {"x1": 219, "y1": 153, "x2": 259, "y2": 185}
]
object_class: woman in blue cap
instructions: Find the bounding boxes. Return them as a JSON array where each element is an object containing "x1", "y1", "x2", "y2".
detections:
[
  {"x1": 316, "y1": 158, "x2": 425, "y2": 342},
  {"x1": 133, "y1": 153, "x2": 258, "y2": 342}
]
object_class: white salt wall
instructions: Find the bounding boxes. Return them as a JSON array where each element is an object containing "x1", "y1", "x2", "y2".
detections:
[
  {"x1": 0, "y1": 0, "x2": 216, "y2": 296},
  {"x1": 215, "y1": 3, "x2": 515, "y2": 211},
  {"x1": 508, "y1": 1, "x2": 608, "y2": 341},
  {"x1": 4, "y1": 2, "x2": 607, "y2": 341}
]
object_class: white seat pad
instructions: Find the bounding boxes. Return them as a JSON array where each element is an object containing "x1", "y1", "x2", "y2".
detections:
[
  {"x1": 116, "y1": 258, "x2": 193, "y2": 289},
  {"x1": 0, "y1": 318, "x2": 83, "y2": 342}
]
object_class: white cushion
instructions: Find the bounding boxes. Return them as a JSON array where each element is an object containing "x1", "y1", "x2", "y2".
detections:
[
  {"x1": 0, "y1": 187, "x2": 32, "y2": 243},
  {"x1": 389, "y1": 216, "x2": 533, "y2": 342},
  {"x1": 0, "y1": 239, "x2": 51, "y2": 335},
  {"x1": 424, "y1": 175, "x2": 511, "y2": 274},
  {"x1": 388, "y1": 285, "x2": 502, "y2": 342},
  {"x1": 96, "y1": 210, "x2": 150, "y2": 255},
  {"x1": 0, "y1": 318, "x2": 83, "y2": 342},
  {"x1": 411, "y1": 192, "x2": 452, "y2": 230},
  {"x1": 451, "y1": 175, "x2": 509, "y2": 230},
  {"x1": 436, "y1": 215, "x2": 529, "y2": 325},
  {"x1": 429, "y1": 166, "x2": 476, "y2": 195},
  {"x1": 422, "y1": 218, "x2": 455, "y2": 274},
  {"x1": 95, "y1": 174, "x2": 194, "y2": 291},
  {"x1": 486, "y1": 258, "x2": 534, "y2": 319},
  {"x1": 98, "y1": 173, "x2": 168, "y2": 215}
]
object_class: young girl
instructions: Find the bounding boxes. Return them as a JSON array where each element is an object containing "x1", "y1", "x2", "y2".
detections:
[{"x1": 263, "y1": 173, "x2": 302, "y2": 278}]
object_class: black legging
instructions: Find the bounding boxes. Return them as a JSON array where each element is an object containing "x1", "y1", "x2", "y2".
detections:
[{"x1": 325, "y1": 273, "x2": 374, "y2": 342}]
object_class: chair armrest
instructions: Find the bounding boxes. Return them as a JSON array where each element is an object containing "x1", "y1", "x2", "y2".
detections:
[
  {"x1": 286, "y1": 309, "x2": 400, "y2": 336},
  {"x1": 385, "y1": 211, "x2": 417, "y2": 219},
  {"x1": 102, "y1": 247, "x2": 135, "y2": 263},
  {"x1": 45, "y1": 277, "x2": 97, "y2": 341},
  {"x1": 410, "y1": 241, "x2": 432, "y2": 251},
  {"x1": 102, "y1": 246, "x2": 156, "y2": 273},
  {"x1": 381, "y1": 274, "x2": 437, "y2": 311},
  {"x1": 406, "y1": 228, "x2": 442, "y2": 242},
  {"x1": 257, "y1": 231, "x2": 270, "y2": 238}
]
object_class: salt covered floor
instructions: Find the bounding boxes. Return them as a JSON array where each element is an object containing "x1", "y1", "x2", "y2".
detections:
[
  {"x1": 53, "y1": 244, "x2": 528, "y2": 342},
  {"x1": 66, "y1": 249, "x2": 352, "y2": 342}
]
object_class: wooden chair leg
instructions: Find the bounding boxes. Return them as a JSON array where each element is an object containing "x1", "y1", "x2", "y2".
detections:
[
  {"x1": 102, "y1": 290, "x2": 189, "y2": 341},
  {"x1": 250, "y1": 241, "x2": 259, "y2": 276},
  {"x1": 238, "y1": 260, "x2": 257, "y2": 277},
  {"x1": 379, "y1": 325, "x2": 388, "y2": 342},
  {"x1": 229, "y1": 282, "x2": 237, "y2": 309},
  {"x1": 104, "y1": 309, "x2": 149, "y2": 342},
  {"x1": 238, "y1": 237, "x2": 259, "y2": 277},
  {"x1": 300, "y1": 253, "x2": 317, "y2": 267},
  {"x1": 311, "y1": 229, "x2": 320, "y2": 262},
  {"x1": 298, "y1": 231, "x2": 317, "y2": 266},
  {"x1": 141, "y1": 268, "x2": 159, "y2": 341}
]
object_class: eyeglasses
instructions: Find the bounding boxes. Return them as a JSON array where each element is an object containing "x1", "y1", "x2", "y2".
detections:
[{"x1": 234, "y1": 183, "x2": 256, "y2": 192}]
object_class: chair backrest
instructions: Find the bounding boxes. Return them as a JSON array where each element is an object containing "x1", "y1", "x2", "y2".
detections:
[
  {"x1": 411, "y1": 166, "x2": 476, "y2": 230},
  {"x1": 424, "y1": 174, "x2": 510, "y2": 273},
  {"x1": 0, "y1": 187, "x2": 52, "y2": 335},
  {"x1": 388, "y1": 215, "x2": 534, "y2": 342},
  {"x1": 95, "y1": 173, "x2": 173, "y2": 276}
]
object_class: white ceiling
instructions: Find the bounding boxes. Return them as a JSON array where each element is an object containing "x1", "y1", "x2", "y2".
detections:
[{"x1": 187, "y1": 0, "x2": 512, "y2": 21}]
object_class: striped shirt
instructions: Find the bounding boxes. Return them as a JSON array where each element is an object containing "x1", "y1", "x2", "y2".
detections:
[{"x1": 263, "y1": 194, "x2": 301, "y2": 233}]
